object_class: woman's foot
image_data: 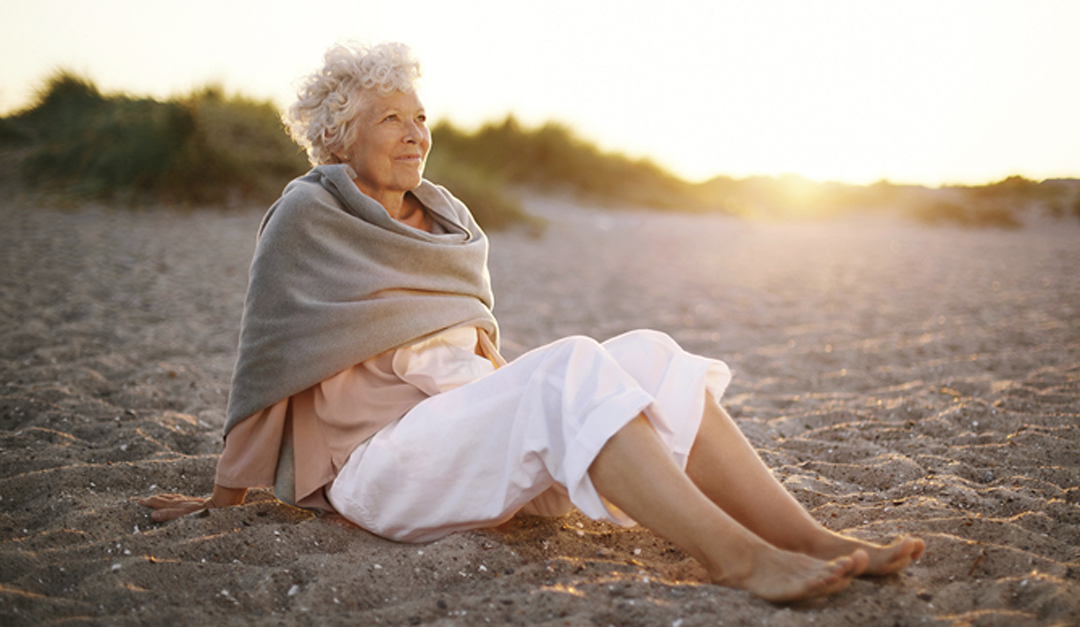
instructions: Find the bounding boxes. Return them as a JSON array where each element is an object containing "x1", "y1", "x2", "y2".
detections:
[
  {"x1": 809, "y1": 533, "x2": 925, "y2": 576},
  {"x1": 709, "y1": 543, "x2": 869, "y2": 603}
]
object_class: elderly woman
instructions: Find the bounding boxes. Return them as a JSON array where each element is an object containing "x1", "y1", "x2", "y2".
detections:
[{"x1": 141, "y1": 42, "x2": 923, "y2": 602}]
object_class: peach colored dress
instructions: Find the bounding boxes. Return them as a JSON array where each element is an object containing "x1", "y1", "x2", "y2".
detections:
[{"x1": 215, "y1": 327, "x2": 502, "y2": 511}]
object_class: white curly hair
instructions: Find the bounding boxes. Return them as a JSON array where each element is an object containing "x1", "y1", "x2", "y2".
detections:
[{"x1": 284, "y1": 41, "x2": 422, "y2": 166}]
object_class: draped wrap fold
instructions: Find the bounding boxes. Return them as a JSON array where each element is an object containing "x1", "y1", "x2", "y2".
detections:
[{"x1": 224, "y1": 164, "x2": 498, "y2": 435}]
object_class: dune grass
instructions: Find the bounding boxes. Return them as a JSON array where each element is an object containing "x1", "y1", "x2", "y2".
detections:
[
  {"x1": 0, "y1": 72, "x2": 546, "y2": 230},
  {"x1": 430, "y1": 117, "x2": 703, "y2": 211},
  {"x1": 4, "y1": 72, "x2": 309, "y2": 206},
  {"x1": 3, "y1": 71, "x2": 1077, "y2": 229},
  {"x1": 423, "y1": 150, "x2": 543, "y2": 234}
]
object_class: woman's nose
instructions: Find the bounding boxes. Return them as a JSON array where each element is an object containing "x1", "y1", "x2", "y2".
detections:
[{"x1": 404, "y1": 121, "x2": 423, "y2": 143}]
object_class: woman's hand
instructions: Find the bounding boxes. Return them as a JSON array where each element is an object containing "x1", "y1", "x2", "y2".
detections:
[
  {"x1": 137, "y1": 494, "x2": 211, "y2": 522},
  {"x1": 138, "y1": 485, "x2": 247, "y2": 522}
]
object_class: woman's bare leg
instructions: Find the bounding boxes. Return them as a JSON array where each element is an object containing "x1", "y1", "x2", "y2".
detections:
[
  {"x1": 588, "y1": 415, "x2": 867, "y2": 602},
  {"x1": 685, "y1": 396, "x2": 924, "y2": 575}
]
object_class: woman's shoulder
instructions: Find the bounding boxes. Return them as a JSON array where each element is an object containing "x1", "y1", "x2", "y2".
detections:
[
  {"x1": 279, "y1": 170, "x2": 342, "y2": 213},
  {"x1": 258, "y1": 171, "x2": 343, "y2": 237}
]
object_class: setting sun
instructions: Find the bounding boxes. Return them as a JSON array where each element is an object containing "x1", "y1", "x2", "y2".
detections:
[{"x1": 1, "y1": 0, "x2": 1077, "y2": 186}]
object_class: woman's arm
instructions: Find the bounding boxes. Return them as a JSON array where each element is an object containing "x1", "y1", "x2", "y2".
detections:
[{"x1": 138, "y1": 484, "x2": 247, "y2": 522}]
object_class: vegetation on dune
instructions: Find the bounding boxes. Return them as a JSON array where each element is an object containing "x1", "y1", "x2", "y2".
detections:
[
  {"x1": 2, "y1": 72, "x2": 1078, "y2": 230},
  {"x1": 693, "y1": 173, "x2": 1079, "y2": 228},
  {"x1": 692, "y1": 174, "x2": 904, "y2": 219},
  {"x1": 423, "y1": 149, "x2": 542, "y2": 234},
  {"x1": 943, "y1": 176, "x2": 1080, "y2": 224},
  {"x1": 4, "y1": 71, "x2": 309, "y2": 206},
  {"x1": 0, "y1": 72, "x2": 544, "y2": 230},
  {"x1": 429, "y1": 117, "x2": 702, "y2": 211}
]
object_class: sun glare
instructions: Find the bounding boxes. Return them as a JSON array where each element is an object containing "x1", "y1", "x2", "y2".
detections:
[{"x1": 1, "y1": 0, "x2": 1077, "y2": 186}]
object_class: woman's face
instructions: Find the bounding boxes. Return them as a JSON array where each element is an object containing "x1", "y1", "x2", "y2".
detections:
[{"x1": 339, "y1": 89, "x2": 431, "y2": 201}]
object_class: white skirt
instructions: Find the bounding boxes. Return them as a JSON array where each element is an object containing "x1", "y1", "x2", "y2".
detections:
[{"x1": 327, "y1": 329, "x2": 732, "y2": 543}]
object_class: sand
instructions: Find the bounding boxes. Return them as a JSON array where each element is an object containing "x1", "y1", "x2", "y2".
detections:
[{"x1": 1, "y1": 191, "x2": 1078, "y2": 626}]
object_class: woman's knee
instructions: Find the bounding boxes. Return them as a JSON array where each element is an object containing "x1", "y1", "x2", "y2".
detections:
[
  {"x1": 601, "y1": 329, "x2": 684, "y2": 366},
  {"x1": 541, "y1": 335, "x2": 607, "y2": 364},
  {"x1": 604, "y1": 328, "x2": 678, "y2": 348}
]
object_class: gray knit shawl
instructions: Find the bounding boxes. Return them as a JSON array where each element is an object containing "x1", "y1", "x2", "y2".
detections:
[{"x1": 224, "y1": 164, "x2": 498, "y2": 434}]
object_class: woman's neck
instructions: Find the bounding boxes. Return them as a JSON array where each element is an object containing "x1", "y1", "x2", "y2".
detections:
[
  {"x1": 393, "y1": 193, "x2": 432, "y2": 232},
  {"x1": 358, "y1": 185, "x2": 405, "y2": 217},
  {"x1": 351, "y1": 178, "x2": 430, "y2": 232}
]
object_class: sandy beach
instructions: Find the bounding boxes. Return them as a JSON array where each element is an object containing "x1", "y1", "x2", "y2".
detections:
[{"x1": 1, "y1": 192, "x2": 1078, "y2": 626}]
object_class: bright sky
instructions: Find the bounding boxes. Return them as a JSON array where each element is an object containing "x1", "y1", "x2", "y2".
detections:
[{"x1": 2, "y1": 0, "x2": 1077, "y2": 186}]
